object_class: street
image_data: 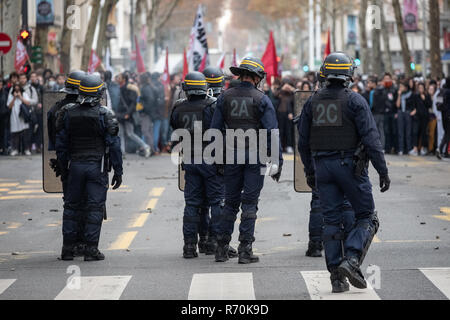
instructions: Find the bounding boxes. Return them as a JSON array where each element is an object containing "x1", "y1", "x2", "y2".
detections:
[{"x1": 0, "y1": 153, "x2": 449, "y2": 300}]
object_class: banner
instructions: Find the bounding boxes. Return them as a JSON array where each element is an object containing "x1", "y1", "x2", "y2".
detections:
[
  {"x1": 162, "y1": 48, "x2": 170, "y2": 89},
  {"x1": 15, "y1": 38, "x2": 29, "y2": 73},
  {"x1": 36, "y1": 0, "x2": 55, "y2": 25},
  {"x1": 182, "y1": 48, "x2": 189, "y2": 80},
  {"x1": 403, "y1": 0, "x2": 418, "y2": 32},
  {"x1": 88, "y1": 50, "x2": 102, "y2": 74},
  {"x1": 135, "y1": 36, "x2": 146, "y2": 73},
  {"x1": 261, "y1": 31, "x2": 279, "y2": 86},
  {"x1": 187, "y1": 5, "x2": 209, "y2": 72},
  {"x1": 217, "y1": 52, "x2": 226, "y2": 70},
  {"x1": 47, "y1": 30, "x2": 58, "y2": 56},
  {"x1": 347, "y1": 15, "x2": 357, "y2": 45},
  {"x1": 324, "y1": 29, "x2": 331, "y2": 59},
  {"x1": 444, "y1": 28, "x2": 450, "y2": 51}
]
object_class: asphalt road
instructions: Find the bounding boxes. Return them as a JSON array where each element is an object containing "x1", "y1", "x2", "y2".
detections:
[{"x1": 0, "y1": 153, "x2": 449, "y2": 300}]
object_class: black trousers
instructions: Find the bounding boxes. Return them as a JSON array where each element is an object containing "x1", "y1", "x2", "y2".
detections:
[{"x1": 277, "y1": 112, "x2": 293, "y2": 150}]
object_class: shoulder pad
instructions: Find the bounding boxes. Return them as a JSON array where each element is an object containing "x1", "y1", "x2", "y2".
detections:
[{"x1": 62, "y1": 102, "x2": 78, "y2": 111}]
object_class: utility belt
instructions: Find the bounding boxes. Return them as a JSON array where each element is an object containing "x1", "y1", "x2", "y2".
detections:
[{"x1": 313, "y1": 146, "x2": 369, "y2": 177}]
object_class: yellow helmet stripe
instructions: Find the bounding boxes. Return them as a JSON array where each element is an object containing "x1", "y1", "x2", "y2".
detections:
[
  {"x1": 79, "y1": 84, "x2": 104, "y2": 90},
  {"x1": 67, "y1": 78, "x2": 81, "y2": 84},
  {"x1": 325, "y1": 63, "x2": 353, "y2": 67},
  {"x1": 241, "y1": 60, "x2": 265, "y2": 71},
  {"x1": 325, "y1": 66, "x2": 351, "y2": 70},
  {"x1": 184, "y1": 81, "x2": 207, "y2": 85},
  {"x1": 206, "y1": 77, "x2": 224, "y2": 83}
]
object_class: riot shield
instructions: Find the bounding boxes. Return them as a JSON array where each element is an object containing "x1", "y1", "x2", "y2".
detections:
[
  {"x1": 294, "y1": 90, "x2": 314, "y2": 193},
  {"x1": 42, "y1": 92, "x2": 65, "y2": 193},
  {"x1": 178, "y1": 152, "x2": 185, "y2": 192}
]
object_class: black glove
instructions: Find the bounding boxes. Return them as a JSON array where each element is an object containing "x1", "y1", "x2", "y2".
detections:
[
  {"x1": 112, "y1": 174, "x2": 122, "y2": 190},
  {"x1": 380, "y1": 174, "x2": 391, "y2": 193},
  {"x1": 216, "y1": 164, "x2": 224, "y2": 176},
  {"x1": 49, "y1": 159, "x2": 61, "y2": 177},
  {"x1": 271, "y1": 164, "x2": 283, "y2": 183},
  {"x1": 306, "y1": 174, "x2": 316, "y2": 189}
]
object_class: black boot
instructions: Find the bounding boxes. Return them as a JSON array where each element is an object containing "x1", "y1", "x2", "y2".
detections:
[
  {"x1": 205, "y1": 237, "x2": 217, "y2": 255},
  {"x1": 215, "y1": 235, "x2": 230, "y2": 262},
  {"x1": 227, "y1": 245, "x2": 238, "y2": 258},
  {"x1": 330, "y1": 270, "x2": 350, "y2": 293},
  {"x1": 73, "y1": 243, "x2": 86, "y2": 257},
  {"x1": 306, "y1": 241, "x2": 323, "y2": 257},
  {"x1": 337, "y1": 256, "x2": 366, "y2": 289},
  {"x1": 61, "y1": 245, "x2": 75, "y2": 261},
  {"x1": 198, "y1": 236, "x2": 207, "y2": 254},
  {"x1": 183, "y1": 242, "x2": 198, "y2": 259},
  {"x1": 84, "y1": 246, "x2": 105, "y2": 261},
  {"x1": 238, "y1": 242, "x2": 259, "y2": 264}
]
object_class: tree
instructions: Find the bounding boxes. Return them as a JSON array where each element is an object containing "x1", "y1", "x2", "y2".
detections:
[
  {"x1": 379, "y1": 0, "x2": 393, "y2": 74},
  {"x1": 0, "y1": 0, "x2": 22, "y2": 76},
  {"x1": 428, "y1": 0, "x2": 443, "y2": 79},
  {"x1": 60, "y1": 0, "x2": 76, "y2": 74},
  {"x1": 359, "y1": 0, "x2": 370, "y2": 74},
  {"x1": 392, "y1": 0, "x2": 413, "y2": 77},
  {"x1": 371, "y1": 0, "x2": 382, "y2": 76},
  {"x1": 96, "y1": 0, "x2": 118, "y2": 60},
  {"x1": 81, "y1": 0, "x2": 101, "y2": 69},
  {"x1": 143, "y1": 0, "x2": 181, "y2": 69}
]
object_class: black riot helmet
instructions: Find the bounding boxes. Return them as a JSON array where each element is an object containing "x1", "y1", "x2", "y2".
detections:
[
  {"x1": 62, "y1": 70, "x2": 86, "y2": 95},
  {"x1": 230, "y1": 57, "x2": 266, "y2": 80},
  {"x1": 78, "y1": 74, "x2": 106, "y2": 105},
  {"x1": 322, "y1": 52, "x2": 356, "y2": 82},
  {"x1": 182, "y1": 72, "x2": 208, "y2": 97},
  {"x1": 203, "y1": 67, "x2": 225, "y2": 96}
]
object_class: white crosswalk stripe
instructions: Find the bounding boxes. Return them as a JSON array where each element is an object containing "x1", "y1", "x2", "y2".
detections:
[
  {"x1": 420, "y1": 268, "x2": 450, "y2": 299},
  {"x1": 54, "y1": 276, "x2": 132, "y2": 300},
  {"x1": 0, "y1": 279, "x2": 16, "y2": 295},
  {"x1": 188, "y1": 273, "x2": 256, "y2": 300},
  {"x1": 300, "y1": 271, "x2": 381, "y2": 300}
]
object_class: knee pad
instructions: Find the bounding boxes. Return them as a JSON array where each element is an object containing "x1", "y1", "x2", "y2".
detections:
[
  {"x1": 238, "y1": 234, "x2": 255, "y2": 243},
  {"x1": 183, "y1": 216, "x2": 201, "y2": 224},
  {"x1": 85, "y1": 211, "x2": 103, "y2": 226},
  {"x1": 241, "y1": 211, "x2": 257, "y2": 222},
  {"x1": 63, "y1": 209, "x2": 80, "y2": 222}
]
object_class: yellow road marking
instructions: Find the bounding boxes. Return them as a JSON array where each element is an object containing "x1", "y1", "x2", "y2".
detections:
[
  {"x1": 0, "y1": 195, "x2": 61, "y2": 200},
  {"x1": 0, "y1": 232, "x2": 8, "y2": 236},
  {"x1": 108, "y1": 231, "x2": 138, "y2": 250},
  {"x1": 284, "y1": 154, "x2": 294, "y2": 161},
  {"x1": 16, "y1": 185, "x2": 42, "y2": 189},
  {"x1": 25, "y1": 180, "x2": 42, "y2": 184},
  {"x1": 128, "y1": 213, "x2": 150, "y2": 228},
  {"x1": 255, "y1": 217, "x2": 278, "y2": 225},
  {"x1": 0, "y1": 189, "x2": 10, "y2": 192},
  {"x1": 7, "y1": 222, "x2": 22, "y2": 229},
  {"x1": 149, "y1": 187, "x2": 165, "y2": 197},
  {"x1": 0, "y1": 183, "x2": 19, "y2": 187},
  {"x1": 8, "y1": 190, "x2": 45, "y2": 195},
  {"x1": 433, "y1": 208, "x2": 450, "y2": 221},
  {"x1": 373, "y1": 235, "x2": 382, "y2": 243},
  {"x1": 384, "y1": 239, "x2": 441, "y2": 243},
  {"x1": 145, "y1": 198, "x2": 159, "y2": 211}
]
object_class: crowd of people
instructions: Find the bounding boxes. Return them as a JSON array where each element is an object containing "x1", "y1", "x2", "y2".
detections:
[
  {"x1": 262, "y1": 71, "x2": 450, "y2": 159},
  {"x1": 1, "y1": 67, "x2": 449, "y2": 160}
]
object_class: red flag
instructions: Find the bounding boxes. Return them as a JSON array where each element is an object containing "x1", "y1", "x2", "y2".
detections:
[
  {"x1": 135, "y1": 35, "x2": 146, "y2": 73},
  {"x1": 198, "y1": 52, "x2": 208, "y2": 73},
  {"x1": 182, "y1": 48, "x2": 189, "y2": 80},
  {"x1": 232, "y1": 48, "x2": 238, "y2": 67},
  {"x1": 324, "y1": 29, "x2": 331, "y2": 60},
  {"x1": 88, "y1": 49, "x2": 102, "y2": 74},
  {"x1": 261, "y1": 31, "x2": 279, "y2": 86},
  {"x1": 162, "y1": 48, "x2": 170, "y2": 89},
  {"x1": 217, "y1": 53, "x2": 225, "y2": 70},
  {"x1": 14, "y1": 38, "x2": 29, "y2": 73}
]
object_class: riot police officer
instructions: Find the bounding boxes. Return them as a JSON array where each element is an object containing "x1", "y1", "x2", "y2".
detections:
[
  {"x1": 170, "y1": 72, "x2": 225, "y2": 259},
  {"x1": 194, "y1": 67, "x2": 238, "y2": 257},
  {"x1": 47, "y1": 70, "x2": 87, "y2": 256},
  {"x1": 305, "y1": 69, "x2": 355, "y2": 264},
  {"x1": 298, "y1": 52, "x2": 390, "y2": 291},
  {"x1": 56, "y1": 74, "x2": 123, "y2": 261},
  {"x1": 211, "y1": 57, "x2": 283, "y2": 264}
]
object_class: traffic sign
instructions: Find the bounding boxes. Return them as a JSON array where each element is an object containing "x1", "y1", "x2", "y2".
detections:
[{"x1": 0, "y1": 33, "x2": 13, "y2": 55}]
